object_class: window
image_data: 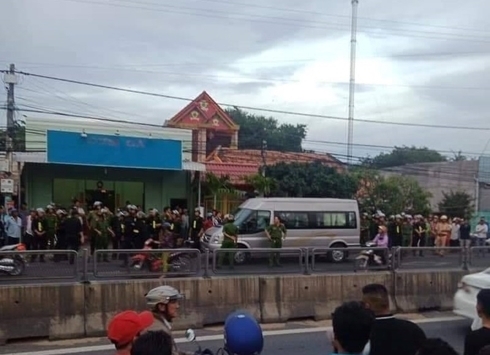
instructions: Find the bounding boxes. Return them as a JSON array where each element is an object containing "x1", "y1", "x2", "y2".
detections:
[
  {"x1": 274, "y1": 211, "x2": 357, "y2": 229},
  {"x1": 313, "y1": 211, "x2": 357, "y2": 229},
  {"x1": 235, "y1": 209, "x2": 271, "y2": 234},
  {"x1": 275, "y1": 211, "x2": 310, "y2": 230}
]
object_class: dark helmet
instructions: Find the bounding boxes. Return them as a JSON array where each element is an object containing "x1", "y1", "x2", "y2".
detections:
[{"x1": 224, "y1": 311, "x2": 263, "y2": 355}]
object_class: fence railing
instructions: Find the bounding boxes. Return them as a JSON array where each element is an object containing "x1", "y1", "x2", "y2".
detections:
[{"x1": 0, "y1": 245, "x2": 487, "y2": 283}]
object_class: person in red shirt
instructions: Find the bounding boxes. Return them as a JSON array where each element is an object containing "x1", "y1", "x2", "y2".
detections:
[{"x1": 107, "y1": 311, "x2": 154, "y2": 355}]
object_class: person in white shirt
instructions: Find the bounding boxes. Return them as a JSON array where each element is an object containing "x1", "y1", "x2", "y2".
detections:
[
  {"x1": 24, "y1": 209, "x2": 36, "y2": 250},
  {"x1": 450, "y1": 218, "x2": 461, "y2": 247},
  {"x1": 475, "y1": 218, "x2": 488, "y2": 257},
  {"x1": 5, "y1": 208, "x2": 23, "y2": 245}
]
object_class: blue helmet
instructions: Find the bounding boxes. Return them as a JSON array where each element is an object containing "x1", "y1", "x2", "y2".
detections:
[{"x1": 224, "y1": 311, "x2": 263, "y2": 355}]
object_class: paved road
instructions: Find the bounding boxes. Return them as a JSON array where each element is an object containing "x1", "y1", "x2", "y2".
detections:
[
  {"x1": 0, "y1": 248, "x2": 485, "y2": 284},
  {"x1": 0, "y1": 314, "x2": 472, "y2": 355}
]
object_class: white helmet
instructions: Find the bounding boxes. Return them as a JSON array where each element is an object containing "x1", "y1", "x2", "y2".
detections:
[{"x1": 145, "y1": 286, "x2": 183, "y2": 308}]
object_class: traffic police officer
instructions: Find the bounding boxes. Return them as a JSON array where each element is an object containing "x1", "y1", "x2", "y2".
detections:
[
  {"x1": 265, "y1": 216, "x2": 286, "y2": 267},
  {"x1": 217, "y1": 214, "x2": 238, "y2": 269}
]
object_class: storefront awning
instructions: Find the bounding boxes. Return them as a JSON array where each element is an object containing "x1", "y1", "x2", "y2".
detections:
[{"x1": 13, "y1": 152, "x2": 206, "y2": 172}]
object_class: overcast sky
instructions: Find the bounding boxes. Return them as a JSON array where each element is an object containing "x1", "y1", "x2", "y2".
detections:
[{"x1": 1, "y1": 0, "x2": 490, "y2": 163}]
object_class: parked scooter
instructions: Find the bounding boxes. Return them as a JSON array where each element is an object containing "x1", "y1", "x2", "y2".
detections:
[
  {"x1": 185, "y1": 329, "x2": 216, "y2": 355},
  {"x1": 0, "y1": 243, "x2": 27, "y2": 276},
  {"x1": 355, "y1": 242, "x2": 390, "y2": 271},
  {"x1": 131, "y1": 238, "x2": 197, "y2": 273}
]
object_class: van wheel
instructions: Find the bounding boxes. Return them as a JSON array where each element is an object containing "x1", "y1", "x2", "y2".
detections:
[
  {"x1": 328, "y1": 243, "x2": 347, "y2": 263},
  {"x1": 234, "y1": 245, "x2": 250, "y2": 265}
]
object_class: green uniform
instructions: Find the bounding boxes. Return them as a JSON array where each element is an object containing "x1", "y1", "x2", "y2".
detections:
[
  {"x1": 45, "y1": 213, "x2": 57, "y2": 249},
  {"x1": 401, "y1": 223, "x2": 413, "y2": 247},
  {"x1": 267, "y1": 223, "x2": 286, "y2": 266},
  {"x1": 217, "y1": 222, "x2": 238, "y2": 268},
  {"x1": 95, "y1": 217, "x2": 110, "y2": 261}
]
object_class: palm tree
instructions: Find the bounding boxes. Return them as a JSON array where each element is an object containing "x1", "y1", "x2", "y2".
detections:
[
  {"x1": 205, "y1": 172, "x2": 232, "y2": 208},
  {"x1": 245, "y1": 174, "x2": 275, "y2": 197}
]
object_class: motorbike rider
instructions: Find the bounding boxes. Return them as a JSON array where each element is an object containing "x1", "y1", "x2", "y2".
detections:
[
  {"x1": 223, "y1": 310, "x2": 264, "y2": 355},
  {"x1": 372, "y1": 226, "x2": 389, "y2": 265},
  {"x1": 144, "y1": 285, "x2": 190, "y2": 355}
]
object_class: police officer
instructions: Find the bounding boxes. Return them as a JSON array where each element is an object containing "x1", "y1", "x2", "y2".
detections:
[
  {"x1": 121, "y1": 206, "x2": 138, "y2": 267},
  {"x1": 147, "y1": 208, "x2": 162, "y2": 241},
  {"x1": 45, "y1": 204, "x2": 57, "y2": 250},
  {"x1": 189, "y1": 208, "x2": 203, "y2": 250},
  {"x1": 53, "y1": 209, "x2": 68, "y2": 262},
  {"x1": 360, "y1": 213, "x2": 370, "y2": 246},
  {"x1": 217, "y1": 214, "x2": 238, "y2": 269},
  {"x1": 88, "y1": 201, "x2": 103, "y2": 256},
  {"x1": 64, "y1": 208, "x2": 84, "y2": 264},
  {"x1": 265, "y1": 216, "x2": 286, "y2": 267},
  {"x1": 94, "y1": 208, "x2": 111, "y2": 262}
]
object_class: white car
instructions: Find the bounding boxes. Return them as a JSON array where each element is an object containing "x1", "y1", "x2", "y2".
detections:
[{"x1": 453, "y1": 267, "x2": 490, "y2": 330}]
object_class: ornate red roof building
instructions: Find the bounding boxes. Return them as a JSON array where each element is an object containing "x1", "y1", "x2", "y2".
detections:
[{"x1": 165, "y1": 91, "x2": 343, "y2": 185}]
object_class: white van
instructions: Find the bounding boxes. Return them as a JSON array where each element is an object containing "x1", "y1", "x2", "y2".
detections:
[{"x1": 201, "y1": 197, "x2": 360, "y2": 264}]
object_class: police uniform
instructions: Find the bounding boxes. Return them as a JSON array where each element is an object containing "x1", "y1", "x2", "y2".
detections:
[
  {"x1": 217, "y1": 216, "x2": 238, "y2": 269},
  {"x1": 266, "y1": 222, "x2": 286, "y2": 267}
]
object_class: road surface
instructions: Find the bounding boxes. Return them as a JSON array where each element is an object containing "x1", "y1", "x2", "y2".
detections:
[
  {"x1": 0, "y1": 313, "x2": 471, "y2": 355},
  {"x1": 0, "y1": 248, "x2": 482, "y2": 285}
]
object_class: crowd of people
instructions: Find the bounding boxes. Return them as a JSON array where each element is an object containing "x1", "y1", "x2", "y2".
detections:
[
  {"x1": 105, "y1": 282, "x2": 490, "y2": 355},
  {"x1": 0, "y1": 199, "x2": 226, "y2": 264},
  {"x1": 363, "y1": 212, "x2": 489, "y2": 256}
]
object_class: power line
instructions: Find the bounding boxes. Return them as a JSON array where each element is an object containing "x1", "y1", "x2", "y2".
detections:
[
  {"x1": 6, "y1": 69, "x2": 490, "y2": 131},
  {"x1": 56, "y1": 0, "x2": 490, "y2": 44}
]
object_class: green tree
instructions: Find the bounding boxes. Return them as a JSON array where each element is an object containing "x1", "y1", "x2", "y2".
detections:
[
  {"x1": 265, "y1": 161, "x2": 358, "y2": 198},
  {"x1": 450, "y1": 151, "x2": 467, "y2": 161},
  {"x1": 245, "y1": 173, "x2": 275, "y2": 197},
  {"x1": 362, "y1": 146, "x2": 447, "y2": 169},
  {"x1": 225, "y1": 107, "x2": 306, "y2": 152},
  {"x1": 357, "y1": 171, "x2": 432, "y2": 216},
  {"x1": 0, "y1": 120, "x2": 26, "y2": 151},
  {"x1": 204, "y1": 173, "x2": 232, "y2": 208},
  {"x1": 438, "y1": 190, "x2": 474, "y2": 219}
]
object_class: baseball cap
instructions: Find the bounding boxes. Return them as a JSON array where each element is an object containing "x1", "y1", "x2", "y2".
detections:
[{"x1": 107, "y1": 311, "x2": 154, "y2": 346}]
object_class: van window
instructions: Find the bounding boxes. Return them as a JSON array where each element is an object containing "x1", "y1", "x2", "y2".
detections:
[
  {"x1": 314, "y1": 212, "x2": 357, "y2": 229},
  {"x1": 237, "y1": 209, "x2": 271, "y2": 234},
  {"x1": 275, "y1": 211, "x2": 309, "y2": 229}
]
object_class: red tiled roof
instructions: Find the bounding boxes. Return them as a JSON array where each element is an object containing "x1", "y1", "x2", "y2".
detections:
[
  {"x1": 205, "y1": 162, "x2": 259, "y2": 184},
  {"x1": 207, "y1": 147, "x2": 344, "y2": 170}
]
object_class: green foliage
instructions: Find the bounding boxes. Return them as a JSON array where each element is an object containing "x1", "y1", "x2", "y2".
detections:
[
  {"x1": 245, "y1": 173, "x2": 275, "y2": 197},
  {"x1": 225, "y1": 107, "x2": 306, "y2": 152},
  {"x1": 265, "y1": 161, "x2": 358, "y2": 198},
  {"x1": 361, "y1": 146, "x2": 447, "y2": 169},
  {"x1": 356, "y1": 170, "x2": 432, "y2": 216},
  {"x1": 0, "y1": 120, "x2": 26, "y2": 151},
  {"x1": 204, "y1": 173, "x2": 233, "y2": 208},
  {"x1": 438, "y1": 190, "x2": 474, "y2": 219}
]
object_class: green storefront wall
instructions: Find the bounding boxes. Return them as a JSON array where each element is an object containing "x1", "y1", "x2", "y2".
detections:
[{"x1": 23, "y1": 163, "x2": 193, "y2": 211}]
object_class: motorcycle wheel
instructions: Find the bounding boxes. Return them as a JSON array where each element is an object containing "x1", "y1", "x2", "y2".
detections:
[
  {"x1": 355, "y1": 258, "x2": 368, "y2": 271},
  {"x1": 9, "y1": 258, "x2": 25, "y2": 276}
]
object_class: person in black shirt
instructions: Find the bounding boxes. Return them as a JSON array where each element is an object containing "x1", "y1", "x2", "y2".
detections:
[
  {"x1": 362, "y1": 283, "x2": 426, "y2": 355},
  {"x1": 464, "y1": 289, "x2": 490, "y2": 355},
  {"x1": 412, "y1": 215, "x2": 426, "y2": 257},
  {"x1": 32, "y1": 208, "x2": 49, "y2": 262},
  {"x1": 64, "y1": 209, "x2": 84, "y2": 264},
  {"x1": 189, "y1": 208, "x2": 204, "y2": 250},
  {"x1": 330, "y1": 301, "x2": 374, "y2": 354},
  {"x1": 417, "y1": 338, "x2": 459, "y2": 355},
  {"x1": 459, "y1": 218, "x2": 472, "y2": 249}
]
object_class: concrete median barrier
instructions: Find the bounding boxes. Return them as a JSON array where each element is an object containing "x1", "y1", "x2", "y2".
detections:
[
  {"x1": 84, "y1": 276, "x2": 260, "y2": 337},
  {"x1": 0, "y1": 283, "x2": 85, "y2": 343},
  {"x1": 0, "y1": 269, "x2": 472, "y2": 343},
  {"x1": 259, "y1": 274, "x2": 343, "y2": 323},
  {"x1": 393, "y1": 269, "x2": 468, "y2": 312}
]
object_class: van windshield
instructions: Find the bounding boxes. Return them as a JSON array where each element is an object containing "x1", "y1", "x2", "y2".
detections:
[{"x1": 231, "y1": 208, "x2": 271, "y2": 234}]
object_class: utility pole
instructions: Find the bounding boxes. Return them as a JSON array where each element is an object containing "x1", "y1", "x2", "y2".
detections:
[
  {"x1": 2, "y1": 64, "x2": 17, "y2": 210},
  {"x1": 347, "y1": 0, "x2": 359, "y2": 165}
]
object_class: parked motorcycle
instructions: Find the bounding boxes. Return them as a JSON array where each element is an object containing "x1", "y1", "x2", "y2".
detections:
[
  {"x1": 131, "y1": 238, "x2": 197, "y2": 273},
  {"x1": 0, "y1": 243, "x2": 27, "y2": 276},
  {"x1": 355, "y1": 242, "x2": 390, "y2": 271}
]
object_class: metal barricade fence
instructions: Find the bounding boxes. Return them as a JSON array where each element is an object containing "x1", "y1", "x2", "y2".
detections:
[
  {"x1": 0, "y1": 249, "x2": 79, "y2": 282},
  {"x1": 92, "y1": 248, "x2": 202, "y2": 279},
  {"x1": 468, "y1": 246, "x2": 490, "y2": 270},
  {"x1": 310, "y1": 247, "x2": 391, "y2": 273},
  {"x1": 210, "y1": 247, "x2": 306, "y2": 275},
  {"x1": 393, "y1": 247, "x2": 466, "y2": 271}
]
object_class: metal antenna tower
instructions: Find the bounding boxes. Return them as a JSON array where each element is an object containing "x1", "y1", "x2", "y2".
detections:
[{"x1": 347, "y1": 0, "x2": 359, "y2": 165}]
